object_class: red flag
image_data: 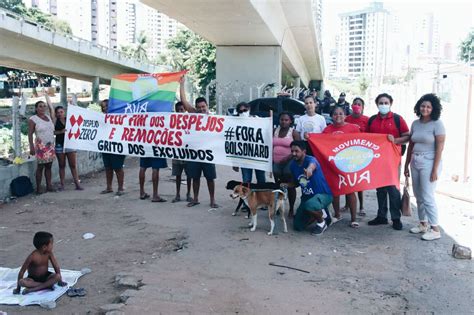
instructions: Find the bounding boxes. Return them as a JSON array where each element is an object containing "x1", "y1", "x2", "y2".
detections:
[{"x1": 308, "y1": 133, "x2": 401, "y2": 196}]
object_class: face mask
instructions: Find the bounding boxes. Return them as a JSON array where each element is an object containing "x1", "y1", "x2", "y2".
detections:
[
  {"x1": 240, "y1": 111, "x2": 250, "y2": 117},
  {"x1": 351, "y1": 105, "x2": 362, "y2": 114},
  {"x1": 378, "y1": 105, "x2": 390, "y2": 115}
]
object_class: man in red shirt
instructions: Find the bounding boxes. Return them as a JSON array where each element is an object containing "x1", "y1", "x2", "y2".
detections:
[{"x1": 367, "y1": 93, "x2": 410, "y2": 230}]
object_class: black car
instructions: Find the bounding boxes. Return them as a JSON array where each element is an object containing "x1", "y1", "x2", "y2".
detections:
[{"x1": 246, "y1": 96, "x2": 306, "y2": 127}]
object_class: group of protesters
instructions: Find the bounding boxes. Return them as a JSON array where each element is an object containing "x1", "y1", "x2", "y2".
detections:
[{"x1": 27, "y1": 75, "x2": 446, "y2": 241}]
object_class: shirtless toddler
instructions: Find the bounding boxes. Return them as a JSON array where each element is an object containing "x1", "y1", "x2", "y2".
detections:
[{"x1": 13, "y1": 231, "x2": 66, "y2": 295}]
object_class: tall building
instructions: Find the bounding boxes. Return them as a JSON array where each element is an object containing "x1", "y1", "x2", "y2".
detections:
[
  {"x1": 415, "y1": 13, "x2": 440, "y2": 58},
  {"x1": 336, "y1": 2, "x2": 389, "y2": 81},
  {"x1": 26, "y1": 0, "x2": 57, "y2": 15}
]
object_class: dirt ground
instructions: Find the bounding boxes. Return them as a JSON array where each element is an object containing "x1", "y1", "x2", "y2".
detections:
[{"x1": 0, "y1": 158, "x2": 472, "y2": 315}]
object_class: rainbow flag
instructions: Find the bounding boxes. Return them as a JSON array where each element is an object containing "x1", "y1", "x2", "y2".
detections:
[{"x1": 107, "y1": 71, "x2": 186, "y2": 113}]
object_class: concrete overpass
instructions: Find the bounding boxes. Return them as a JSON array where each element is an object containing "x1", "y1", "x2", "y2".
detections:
[
  {"x1": 142, "y1": 0, "x2": 324, "y2": 104},
  {"x1": 0, "y1": 8, "x2": 159, "y2": 103}
]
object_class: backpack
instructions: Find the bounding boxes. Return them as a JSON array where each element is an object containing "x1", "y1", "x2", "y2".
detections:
[
  {"x1": 368, "y1": 113, "x2": 407, "y2": 155},
  {"x1": 10, "y1": 176, "x2": 34, "y2": 197}
]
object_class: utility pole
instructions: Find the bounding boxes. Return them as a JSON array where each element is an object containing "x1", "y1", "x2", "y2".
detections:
[{"x1": 463, "y1": 47, "x2": 473, "y2": 183}]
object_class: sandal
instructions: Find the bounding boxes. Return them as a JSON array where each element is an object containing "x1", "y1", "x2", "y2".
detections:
[
  {"x1": 210, "y1": 203, "x2": 220, "y2": 209},
  {"x1": 140, "y1": 193, "x2": 150, "y2": 200},
  {"x1": 358, "y1": 209, "x2": 366, "y2": 216},
  {"x1": 116, "y1": 191, "x2": 125, "y2": 196},
  {"x1": 332, "y1": 216, "x2": 343, "y2": 224},
  {"x1": 350, "y1": 222, "x2": 360, "y2": 228},
  {"x1": 67, "y1": 288, "x2": 86, "y2": 297},
  {"x1": 171, "y1": 197, "x2": 181, "y2": 203},
  {"x1": 186, "y1": 195, "x2": 193, "y2": 203},
  {"x1": 100, "y1": 189, "x2": 113, "y2": 194},
  {"x1": 187, "y1": 201, "x2": 200, "y2": 207},
  {"x1": 151, "y1": 197, "x2": 167, "y2": 202}
]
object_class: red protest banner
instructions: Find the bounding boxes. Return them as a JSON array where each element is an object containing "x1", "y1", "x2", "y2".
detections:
[{"x1": 308, "y1": 133, "x2": 401, "y2": 196}]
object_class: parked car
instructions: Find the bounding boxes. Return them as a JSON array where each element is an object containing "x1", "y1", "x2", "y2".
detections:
[{"x1": 246, "y1": 96, "x2": 306, "y2": 127}]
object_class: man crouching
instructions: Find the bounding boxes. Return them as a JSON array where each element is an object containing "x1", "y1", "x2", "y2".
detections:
[{"x1": 290, "y1": 141, "x2": 333, "y2": 235}]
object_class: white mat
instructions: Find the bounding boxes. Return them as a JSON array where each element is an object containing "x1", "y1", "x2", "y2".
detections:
[{"x1": 0, "y1": 267, "x2": 83, "y2": 306}]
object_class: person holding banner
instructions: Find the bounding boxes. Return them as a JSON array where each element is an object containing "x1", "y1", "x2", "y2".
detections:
[
  {"x1": 295, "y1": 95, "x2": 327, "y2": 155},
  {"x1": 367, "y1": 93, "x2": 410, "y2": 230},
  {"x1": 344, "y1": 97, "x2": 370, "y2": 216},
  {"x1": 404, "y1": 94, "x2": 445, "y2": 241},
  {"x1": 52, "y1": 105, "x2": 83, "y2": 191},
  {"x1": 100, "y1": 99, "x2": 126, "y2": 196},
  {"x1": 273, "y1": 111, "x2": 301, "y2": 217},
  {"x1": 179, "y1": 76, "x2": 219, "y2": 208},
  {"x1": 28, "y1": 100, "x2": 56, "y2": 194},
  {"x1": 233, "y1": 102, "x2": 266, "y2": 184},
  {"x1": 323, "y1": 107, "x2": 361, "y2": 228},
  {"x1": 290, "y1": 141, "x2": 333, "y2": 235}
]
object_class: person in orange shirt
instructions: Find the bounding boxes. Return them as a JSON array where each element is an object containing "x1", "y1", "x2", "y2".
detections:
[
  {"x1": 343, "y1": 97, "x2": 370, "y2": 216},
  {"x1": 323, "y1": 107, "x2": 360, "y2": 228}
]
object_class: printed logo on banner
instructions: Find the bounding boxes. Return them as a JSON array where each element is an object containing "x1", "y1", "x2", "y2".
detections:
[
  {"x1": 329, "y1": 146, "x2": 380, "y2": 173},
  {"x1": 68, "y1": 114, "x2": 99, "y2": 141},
  {"x1": 68, "y1": 114, "x2": 83, "y2": 139}
]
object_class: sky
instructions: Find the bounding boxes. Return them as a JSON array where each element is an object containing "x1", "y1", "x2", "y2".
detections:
[{"x1": 322, "y1": 0, "x2": 473, "y2": 56}]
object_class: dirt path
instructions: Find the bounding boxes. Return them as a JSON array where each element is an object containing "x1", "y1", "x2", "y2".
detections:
[{"x1": 1, "y1": 159, "x2": 472, "y2": 314}]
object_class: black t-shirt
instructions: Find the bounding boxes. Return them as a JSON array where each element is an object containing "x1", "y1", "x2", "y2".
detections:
[{"x1": 55, "y1": 119, "x2": 65, "y2": 146}]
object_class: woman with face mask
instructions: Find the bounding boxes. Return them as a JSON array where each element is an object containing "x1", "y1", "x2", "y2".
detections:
[
  {"x1": 367, "y1": 93, "x2": 410, "y2": 231},
  {"x1": 344, "y1": 97, "x2": 369, "y2": 216},
  {"x1": 232, "y1": 102, "x2": 266, "y2": 184}
]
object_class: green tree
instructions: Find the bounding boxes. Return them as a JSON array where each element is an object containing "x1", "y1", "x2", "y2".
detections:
[
  {"x1": 134, "y1": 31, "x2": 149, "y2": 62},
  {"x1": 459, "y1": 30, "x2": 474, "y2": 62},
  {"x1": 157, "y1": 29, "x2": 216, "y2": 96},
  {"x1": 0, "y1": 0, "x2": 26, "y2": 14}
]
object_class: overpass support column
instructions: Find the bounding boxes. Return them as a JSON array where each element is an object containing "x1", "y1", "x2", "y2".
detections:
[
  {"x1": 60, "y1": 76, "x2": 67, "y2": 106},
  {"x1": 216, "y1": 46, "x2": 282, "y2": 114},
  {"x1": 92, "y1": 77, "x2": 100, "y2": 104}
]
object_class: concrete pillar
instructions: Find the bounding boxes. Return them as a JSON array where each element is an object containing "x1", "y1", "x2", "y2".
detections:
[
  {"x1": 11, "y1": 96, "x2": 21, "y2": 158},
  {"x1": 92, "y1": 76, "x2": 100, "y2": 104},
  {"x1": 216, "y1": 46, "x2": 282, "y2": 115},
  {"x1": 294, "y1": 77, "x2": 301, "y2": 89},
  {"x1": 60, "y1": 76, "x2": 67, "y2": 106}
]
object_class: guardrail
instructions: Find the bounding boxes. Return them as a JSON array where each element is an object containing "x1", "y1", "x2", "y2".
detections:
[{"x1": 0, "y1": 7, "x2": 151, "y2": 67}]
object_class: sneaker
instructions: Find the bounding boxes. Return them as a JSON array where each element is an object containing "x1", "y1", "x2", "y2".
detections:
[
  {"x1": 323, "y1": 208, "x2": 332, "y2": 226},
  {"x1": 410, "y1": 224, "x2": 429, "y2": 234},
  {"x1": 392, "y1": 219, "x2": 403, "y2": 230},
  {"x1": 311, "y1": 222, "x2": 327, "y2": 236},
  {"x1": 421, "y1": 230, "x2": 441, "y2": 241},
  {"x1": 368, "y1": 216, "x2": 388, "y2": 225}
]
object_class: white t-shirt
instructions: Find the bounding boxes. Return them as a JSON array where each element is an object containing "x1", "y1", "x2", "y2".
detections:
[{"x1": 295, "y1": 114, "x2": 327, "y2": 139}]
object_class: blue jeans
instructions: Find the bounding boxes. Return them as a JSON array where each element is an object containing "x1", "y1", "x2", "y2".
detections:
[{"x1": 241, "y1": 168, "x2": 266, "y2": 184}]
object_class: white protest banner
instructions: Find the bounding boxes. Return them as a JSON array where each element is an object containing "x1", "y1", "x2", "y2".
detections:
[{"x1": 64, "y1": 105, "x2": 273, "y2": 171}]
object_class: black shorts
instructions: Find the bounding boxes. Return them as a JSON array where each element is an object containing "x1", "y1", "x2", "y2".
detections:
[
  {"x1": 186, "y1": 161, "x2": 216, "y2": 180},
  {"x1": 102, "y1": 153, "x2": 125, "y2": 170},
  {"x1": 28, "y1": 271, "x2": 52, "y2": 283}
]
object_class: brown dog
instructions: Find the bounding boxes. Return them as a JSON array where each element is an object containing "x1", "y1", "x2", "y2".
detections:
[{"x1": 230, "y1": 184, "x2": 287, "y2": 235}]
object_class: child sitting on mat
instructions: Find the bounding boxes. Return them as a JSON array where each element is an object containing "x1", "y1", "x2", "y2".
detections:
[{"x1": 13, "y1": 231, "x2": 67, "y2": 295}]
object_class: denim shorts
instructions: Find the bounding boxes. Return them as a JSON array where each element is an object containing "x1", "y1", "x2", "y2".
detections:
[
  {"x1": 55, "y1": 144, "x2": 76, "y2": 154},
  {"x1": 102, "y1": 153, "x2": 125, "y2": 170}
]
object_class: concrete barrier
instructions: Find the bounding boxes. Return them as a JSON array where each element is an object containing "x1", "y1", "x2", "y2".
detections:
[{"x1": 0, "y1": 150, "x2": 104, "y2": 199}]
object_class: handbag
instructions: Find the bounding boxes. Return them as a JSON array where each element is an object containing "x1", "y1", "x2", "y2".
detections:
[{"x1": 401, "y1": 176, "x2": 412, "y2": 216}]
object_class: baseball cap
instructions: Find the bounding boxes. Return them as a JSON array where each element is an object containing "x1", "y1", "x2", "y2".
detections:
[{"x1": 340, "y1": 92, "x2": 346, "y2": 97}]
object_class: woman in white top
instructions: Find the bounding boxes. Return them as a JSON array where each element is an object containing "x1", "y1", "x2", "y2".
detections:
[
  {"x1": 404, "y1": 93, "x2": 446, "y2": 241},
  {"x1": 28, "y1": 100, "x2": 56, "y2": 194}
]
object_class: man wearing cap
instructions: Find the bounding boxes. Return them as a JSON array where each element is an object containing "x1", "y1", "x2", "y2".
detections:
[{"x1": 336, "y1": 92, "x2": 351, "y2": 115}]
